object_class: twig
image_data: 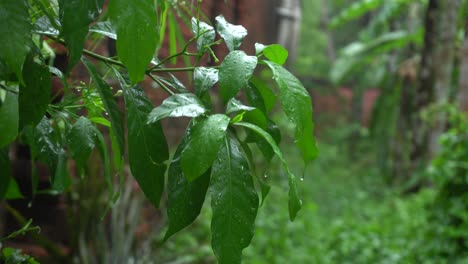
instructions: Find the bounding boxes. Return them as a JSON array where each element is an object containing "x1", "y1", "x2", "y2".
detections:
[
  {"x1": 0, "y1": 83, "x2": 18, "y2": 94},
  {"x1": 147, "y1": 74, "x2": 175, "y2": 96}
]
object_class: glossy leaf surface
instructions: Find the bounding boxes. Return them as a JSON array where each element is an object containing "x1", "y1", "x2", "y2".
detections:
[
  {"x1": 181, "y1": 114, "x2": 230, "y2": 181},
  {"x1": 19, "y1": 58, "x2": 51, "y2": 128},
  {"x1": 164, "y1": 126, "x2": 211, "y2": 240},
  {"x1": 89, "y1": 21, "x2": 116, "y2": 39},
  {"x1": 262, "y1": 44, "x2": 289, "y2": 65},
  {"x1": 147, "y1": 93, "x2": 206, "y2": 124},
  {"x1": 211, "y1": 136, "x2": 259, "y2": 264},
  {"x1": 124, "y1": 86, "x2": 168, "y2": 207},
  {"x1": 194, "y1": 67, "x2": 218, "y2": 97},
  {"x1": 264, "y1": 61, "x2": 318, "y2": 163},
  {"x1": 219, "y1": 51, "x2": 257, "y2": 102},
  {"x1": 234, "y1": 122, "x2": 301, "y2": 220},
  {"x1": 0, "y1": 91, "x2": 18, "y2": 148},
  {"x1": 215, "y1": 16, "x2": 247, "y2": 51},
  {"x1": 226, "y1": 98, "x2": 255, "y2": 115},
  {"x1": 0, "y1": 0, "x2": 31, "y2": 82},
  {"x1": 67, "y1": 117, "x2": 96, "y2": 169},
  {"x1": 60, "y1": 0, "x2": 102, "y2": 70},
  {"x1": 109, "y1": 0, "x2": 158, "y2": 83},
  {"x1": 191, "y1": 18, "x2": 215, "y2": 52}
]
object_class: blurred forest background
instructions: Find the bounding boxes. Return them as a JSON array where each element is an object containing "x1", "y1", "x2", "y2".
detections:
[{"x1": 1, "y1": 0, "x2": 468, "y2": 263}]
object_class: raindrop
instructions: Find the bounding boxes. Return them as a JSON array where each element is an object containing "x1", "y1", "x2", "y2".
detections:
[
  {"x1": 263, "y1": 173, "x2": 268, "y2": 179},
  {"x1": 105, "y1": 112, "x2": 109, "y2": 116},
  {"x1": 300, "y1": 177, "x2": 304, "y2": 181}
]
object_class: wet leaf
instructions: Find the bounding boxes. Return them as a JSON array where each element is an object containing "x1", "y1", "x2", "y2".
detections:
[
  {"x1": 264, "y1": 61, "x2": 318, "y2": 163},
  {"x1": 226, "y1": 98, "x2": 255, "y2": 115},
  {"x1": 164, "y1": 125, "x2": 210, "y2": 240},
  {"x1": 124, "y1": 86, "x2": 168, "y2": 207},
  {"x1": 181, "y1": 114, "x2": 230, "y2": 181},
  {"x1": 0, "y1": 90, "x2": 18, "y2": 148},
  {"x1": 0, "y1": 0, "x2": 31, "y2": 83},
  {"x1": 147, "y1": 93, "x2": 207, "y2": 124},
  {"x1": 19, "y1": 57, "x2": 51, "y2": 128},
  {"x1": 219, "y1": 51, "x2": 257, "y2": 102},
  {"x1": 67, "y1": 117, "x2": 96, "y2": 169},
  {"x1": 191, "y1": 18, "x2": 215, "y2": 52},
  {"x1": 234, "y1": 122, "x2": 301, "y2": 220},
  {"x1": 211, "y1": 136, "x2": 259, "y2": 264},
  {"x1": 215, "y1": 15, "x2": 247, "y2": 51},
  {"x1": 109, "y1": 0, "x2": 158, "y2": 83}
]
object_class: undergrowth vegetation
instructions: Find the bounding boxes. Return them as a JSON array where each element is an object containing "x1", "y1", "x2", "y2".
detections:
[{"x1": 150, "y1": 112, "x2": 467, "y2": 263}]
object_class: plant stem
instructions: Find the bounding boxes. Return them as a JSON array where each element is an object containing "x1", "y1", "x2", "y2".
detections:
[
  {"x1": 83, "y1": 49, "x2": 125, "y2": 68},
  {"x1": 147, "y1": 74, "x2": 175, "y2": 96},
  {"x1": 4, "y1": 203, "x2": 67, "y2": 260},
  {"x1": 0, "y1": 83, "x2": 18, "y2": 94}
]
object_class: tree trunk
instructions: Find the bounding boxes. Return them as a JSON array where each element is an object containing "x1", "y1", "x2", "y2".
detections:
[
  {"x1": 457, "y1": 18, "x2": 468, "y2": 112},
  {"x1": 410, "y1": 0, "x2": 461, "y2": 169}
]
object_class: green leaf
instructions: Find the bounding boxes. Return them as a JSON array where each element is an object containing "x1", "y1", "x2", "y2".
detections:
[
  {"x1": 164, "y1": 125, "x2": 211, "y2": 240},
  {"x1": 215, "y1": 15, "x2": 247, "y2": 51},
  {"x1": 5, "y1": 177, "x2": 23, "y2": 200},
  {"x1": 248, "y1": 77, "x2": 277, "y2": 114},
  {"x1": 255, "y1": 120, "x2": 281, "y2": 162},
  {"x1": 226, "y1": 98, "x2": 255, "y2": 115},
  {"x1": 211, "y1": 136, "x2": 259, "y2": 264},
  {"x1": 59, "y1": 0, "x2": 103, "y2": 71},
  {"x1": 218, "y1": 51, "x2": 257, "y2": 102},
  {"x1": 0, "y1": 148, "x2": 12, "y2": 200},
  {"x1": 67, "y1": 117, "x2": 96, "y2": 169},
  {"x1": 82, "y1": 57, "x2": 125, "y2": 156},
  {"x1": 52, "y1": 149, "x2": 70, "y2": 192},
  {"x1": 0, "y1": 0, "x2": 31, "y2": 83},
  {"x1": 89, "y1": 117, "x2": 111, "y2": 127},
  {"x1": 159, "y1": 74, "x2": 188, "y2": 93},
  {"x1": 263, "y1": 61, "x2": 318, "y2": 163},
  {"x1": 330, "y1": 0, "x2": 383, "y2": 28},
  {"x1": 262, "y1": 44, "x2": 289, "y2": 66},
  {"x1": 30, "y1": 118, "x2": 59, "y2": 176},
  {"x1": 109, "y1": 0, "x2": 158, "y2": 83},
  {"x1": 147, "y1": 93, "x2": 207, "y2": 124},
  {"x1": 89, "y1": 21, "x2": 116, "y2": 39},
  {"x1": 234, "y1": 122, "x2": 301, "y2": 220},
  {"x1": 0, "y1": 90, "x2": 19, "y2": 148},
  {"x1": 191, "y1": 18, "x2": 215, "y2": 52},
  {"x1": 194, "y1": 67, "x2": 218, "y2": 97},
  {"x1": 124, "y1": 86, "x2": 168, "y2": 208},
  {"x1": 33, "y1": 16, "x2": 59, "y2": 36},
  {"x1": 19, "y1": 57, "x2": 51, "y2": 128},
  {"x1": 181, "y1": 114, "x2": 230, "y2": 181}
]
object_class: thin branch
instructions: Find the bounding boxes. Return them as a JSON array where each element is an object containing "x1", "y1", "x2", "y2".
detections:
[
  {"x1": 0, "y1": 83, "x2": 18, "y2": 94},
  {"x1": 4, "y1": 203, "x2": 66, "y2": 260},
  {"x1": 147, "y1": 74, "x2": 175, "y2": 95},
  {"x1": 148, "y1": 35, "x2": 199, "y2": 72},
  {"x1": 83, "y1": 49, "x2": 125, "y2": 67}
]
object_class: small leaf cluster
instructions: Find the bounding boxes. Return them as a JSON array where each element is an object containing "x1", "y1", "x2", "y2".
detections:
[{"x1": 0, "y1": 1, "x2": 318, "y2": 263}]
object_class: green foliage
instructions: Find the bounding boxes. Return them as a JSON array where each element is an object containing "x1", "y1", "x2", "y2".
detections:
[
  {"x1": 211, "y1": 136, "x2": 259, "y2": 263},
  {"x1": 0, "y1": 90, "x2": 19, "y2": 148},
  {"x1": 124, "y1": 86, "x2": 168, "y2": 208},
  {"x1": 0, "y1": 0, "x2": 32, "y2": 83},
  {"x1": 0, "y1": 1, "x2": 317, "y2": 263},
  {"x1": 108, "y1": 0, "x2": 159, "y2": 83},
  {"x1": 0, "y1": 247, "x2": 39, "y2": 264},
  {"x1": 219, "y1": 51, "x2": 257, "y2": 102},
  {"x1": 427, "y1": 106, "x2": 468, "y2": 260}
]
